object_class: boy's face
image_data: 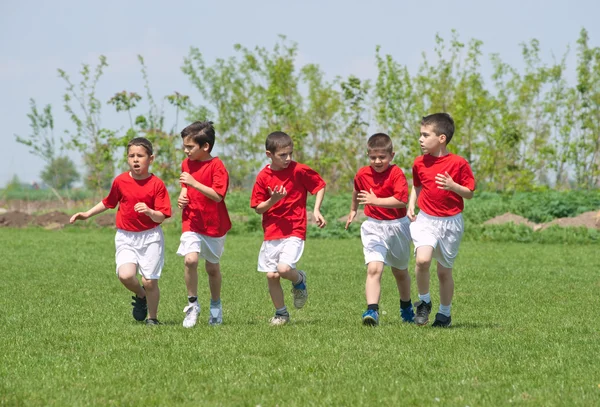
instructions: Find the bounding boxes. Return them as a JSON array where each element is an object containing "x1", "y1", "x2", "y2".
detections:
[
  {"x1": 266, "y1": 145, "x2": 293, "y2": 171},
  {"x1": 183, "y1": 136, "x2": 210, "y2": 161},
  {"x1": 368, "y1": 149, "x2": 394, "y2": 173},
  {"x1": 419, "y1": 124, "x2": 446, "y2": 155},
  {"x1": 127, "y1": 145, "x2": 153, "y2": 178}
]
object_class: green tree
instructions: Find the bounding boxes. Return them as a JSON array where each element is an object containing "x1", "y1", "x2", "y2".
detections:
[{"x1": 41, "y1": 156, "x2": 79, "y2": 189}]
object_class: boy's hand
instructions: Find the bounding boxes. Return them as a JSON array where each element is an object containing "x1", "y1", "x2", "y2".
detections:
[
  {"x1": 435, "y1": 172, "x2": 456, "y2": 190},
  {"x1": 345, "y1": 210, "x2": 357, "y2": 229},
  {"x1": 357, "y1": 189, "x2": 378, "y2": 206},
  {"x1": 314, "y1": 210, "x2": 327, "y2": 228},
  {"x1": 178, "y1": 191, "x2": 189, "y2": 209},
  {"x1": 179, "y1": 172, "x2": 196, "y2": 188},
  {"x1": 407, "y1": 206, "x2": 416, "y2": 222},
  {"x1": 268, "y1": 185, "x2": 287, "y2": 203},
  {"x1": 134, "y1": 202, "x2": 152, "y2": 216},
  {"x1": 69, "y1": 212, "x2": 88, "y2": 224}
]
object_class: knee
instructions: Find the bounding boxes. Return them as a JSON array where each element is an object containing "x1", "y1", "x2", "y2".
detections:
[
  {"x1": 184, "y1": 256, "x2": 198, "y2": 269},
  {"x1": 143, "y1": 279, "x2": 158, "y2": 291},
  {"x1": 366, "y1": 263, "x2": 383, "y2": 277},
  {"x1": 266, "y1": 272, "x2": 280, "y2": 282},
  {"x1": 205, "y1": 262, "x2": 220, "y2": 277},
  {"x1": 437, "y1": 268, "x2": 453, "y2": 281},
  {"x1": 415, "y1": 257, "x2": 431, "y2": 269},
  {"x1": 276, "y1": 264, "x2": 292, "y2": 277}
]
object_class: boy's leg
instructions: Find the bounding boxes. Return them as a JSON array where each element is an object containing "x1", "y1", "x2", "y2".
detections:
[
  {"x1": 118, "y1": 263, "x2": 146, "y2": 297},
  {"x1": 432, "y1": 263, "x2": 453, "y2": 327},
  {"x1": 142, "y1": 277, "x2": 159, "y2": 320},
  {"x1": 118, "y1": 263, "x2": 147, "y2": 321},
  {"x1": 205, "y1": 260, "x2": 223, "y2": 325},
  {"x1": 365, "y1": 261, "x2": 384, "y2": 305},
  {"x1": 184, "y1": 252, "x2": 199, "y2": 297},
  {"x1": 278, "y1": 264, "x2": 307, "y2": 309},
  {"x1": 267, "y1": 272, "x2": 285, "y2": 309},
  {"x1": 414, "y1": 246, "x2": 434, "y2": 325},
  {"x1": 391, "y1": 267, "x2": 414, "y2": 323}
]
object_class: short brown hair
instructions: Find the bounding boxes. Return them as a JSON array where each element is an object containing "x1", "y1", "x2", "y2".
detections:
[
  {"x1": 127, "y1": 137, "x2": 153, "y2": 155},
  {"x1": 181, "y1": 121, "x2": 216, "y2": 152},
  {"x1": 367, "y1": 133, "x2": 393, "y2": 154},
  {"x1": 421, "y1": 113, "x2": 455, "y2": 144},
  {"x1": 265, "y1": 131, "x2": 293, "y2": 154}
]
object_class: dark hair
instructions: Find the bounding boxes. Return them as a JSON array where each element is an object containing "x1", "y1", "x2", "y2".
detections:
[
  {"x1": 367, "y1": 133, "x2": 393, "y2": 154},
  {"x1": 181, "y1": 121, "x2": 216, "y2": 152},
  {"x1": 127, "y1": 137, "x2": 153, "y2": 155},
  {"x1": 421, "y1": 113, "x2": 455, "y2": 144},
  {"x1": 265, "y1": 131, "x2": 293, "y2": 154}
]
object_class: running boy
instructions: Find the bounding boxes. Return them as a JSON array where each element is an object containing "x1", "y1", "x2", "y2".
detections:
[
  {"x1": 408, "y1": 113, "x2": 476, "y2": 327},
  {"x1": 177, "y1": 121, "x2": 231, "y2": 328},
  {"x1": 250, "y1": 131, "x2": 326, "y2": 326},
  {"x1": 70, "y1": 137, "x2": 171, "y2": 325},
  {"x1": 345, "y1": 133, "x2": 414, "y2": 326}
]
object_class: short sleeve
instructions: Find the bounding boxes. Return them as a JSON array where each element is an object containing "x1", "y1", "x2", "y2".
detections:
[
  {"x1": 153, "y1": 180, "x2": 172, "y2": 218},
  {"x1": 300, "y1": 166, "x2": 326, "y2": 195},
  {"x1": 212, "y1": 161, "x2": 229, "y2": 198},
  {"x1": 102, "y1": 177, "x2": 121, "y2": 209},
  {"x1": 250, "y1": 173, "x2": 269, "y2": 208},
  {"x1": 392, "y1": 168, "x2": 409, "y2": 203}
]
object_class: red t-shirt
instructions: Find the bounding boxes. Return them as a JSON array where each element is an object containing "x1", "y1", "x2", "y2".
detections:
[
  {"x1": 102, "y1": 172, "x2": 172, "y2": 232},
  {"x1": 250, "y1": 161, "x2": 326, "y2": 240},
  {"x1": 412, "y1": 153, "x2": 476, "y2": 217},
  {"x1": 354, "y1": 165, "x2": 408, "y2": 220},
  {"x1": 181, "y1": 157, "x2": 231, "y2": 237}
]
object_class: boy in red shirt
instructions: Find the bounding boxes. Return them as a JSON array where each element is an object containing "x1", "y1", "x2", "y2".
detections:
[
  {"x1": 408, "y1": 113, "x2": 476, "y2": 327},
  {"x1": 177, "y1": 121, "x2": 231, "y2": 328},
  {"x1": 250, "y1": 131, "x2": 327, "y2": 325},
  {"x1": 345, "y1": 133, "x2": 414, "y2": 326},
  {"x1": 70, "y1": 137, "x2": 172, "y2": 325}
]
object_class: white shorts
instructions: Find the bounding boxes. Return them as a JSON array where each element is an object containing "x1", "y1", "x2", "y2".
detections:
[
  {"x1": 409, "y1": 211, "x2": 464, "y2": 268},
  {"x1": 177, "y1": 231, "x2": 226, "y2": 264},
  {"x1": 257, "y1": 237, "x2": 305, "y2": 272},
  {"x1": 361, "y1": 217, "x2": 412, "y2": 270},
  {"x1": 115, "y1": 227, "x2": 165, "y2": 280}
]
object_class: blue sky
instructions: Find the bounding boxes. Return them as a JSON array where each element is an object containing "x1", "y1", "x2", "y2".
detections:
[{"x1": 1, "y1": 0, "x2": 599, "y2": 186}]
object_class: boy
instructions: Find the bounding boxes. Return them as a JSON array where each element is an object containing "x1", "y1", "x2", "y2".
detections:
[
  {"x1": 345, "y1": 133, "x2": 414, "y2": 326},
  {"x1": 177, "y1": 121, "x2": 231, "y2": 328},
  {"x1": 70, "y1": 137, "x2": 171, "y2": 325},
  {"x1": 408, "y1": 113, "x2": 476, "y2": 327},
  {"x1": 250, "y1": 131, "x2": 326, "y2": 326}
]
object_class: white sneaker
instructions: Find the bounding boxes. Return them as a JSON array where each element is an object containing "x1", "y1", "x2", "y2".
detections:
[
  {"x1": 291, "y1": 270, "x2": 308, "y2": 309},
  {"x1": 270, "y1": 314, "x2": 290, "y2": 326},
  {"x1": 182, "y1": 303, "x2": 200, "y2": 328},
  {"x1": 208, "y1": 303, "x2": 223, "y2": 326}
]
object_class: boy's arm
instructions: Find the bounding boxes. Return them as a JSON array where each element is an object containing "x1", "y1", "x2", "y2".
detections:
[
  {"x1": 178, "y1": 187, "x2": 189, "y2": 209},
  {"x1": 179, "y1": 172, "x2": 223, "y2": 202},
  {"x1": 312, "y1": 186, "x2": 326, "y2": 228},
  {"x1": 357, "y1": 189, "x2": 406, "y2": 208},
  {"x1": 254, "y1": 185, "x2": 287, "y2": 214},
  {"x1": 69, "y1": 201, "x2": 108, "y2": 224},
  {"x1": 345, "y1": 189, "x2": 359, "y2": 230},
  {"x1": 407, "y1": 186, "x2": 420, "y2": 221},
  {"x1": 133, "y1": 203, "x2": 167, "y2": 224},
  {"x1": 435, "y1": 171, "x2": 474, "y2": 199}
]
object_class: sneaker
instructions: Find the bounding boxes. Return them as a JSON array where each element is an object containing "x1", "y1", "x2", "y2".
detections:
[
  {"x1": 208, "y1": 303, "x2": 223, "y2": 326},
  {"x1": 291, "y1": 270, "x2": 308, "y2": 309},
  {"x1": 182, "y1": 303, "x2": 200, "y2": 328},
  {"x1": 362, "y1": 309, "x2": 379, "y2": 326},
  {"x1": 131, "y1": 295, "x2": 147, "y2": 321},
  {"x1": 400, "y1": 304, "x2": 415, "y2": 323},
  {"x1": 414, "y1": 300, "x2": 432, "y2": 326},
  {"x1": 145, "y1": 318, "x2": 160, "y2": 326},
  {"x1": 270, "y1": 314, "x2": 290, "y2": 326},
  {"x1": 432, "y1": 312, "x2": 452, "y2": 328}
]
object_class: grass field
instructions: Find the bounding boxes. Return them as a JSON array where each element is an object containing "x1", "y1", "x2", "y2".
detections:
[{"x1": 1, "y1": 228, "x2": 599, "y2": 406}]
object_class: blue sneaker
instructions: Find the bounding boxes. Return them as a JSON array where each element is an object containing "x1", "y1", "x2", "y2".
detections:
[
  {"x1": 291, "y1": 270, "x2": 308, "y2": 309},
  {"x1": 362, "y1": 309, "x2": 379, "y2": 326},
  {"x1": 401, "y1": 304, "x2": 415, "y2": 323}
]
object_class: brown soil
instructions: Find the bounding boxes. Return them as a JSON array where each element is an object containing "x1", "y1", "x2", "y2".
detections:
[
  {"x1": 95, "y1": 213, "x2": 116, "y2": 228},
  {"x1": 0, "y1": 211, "x2": 34, "y2": 227},
  {"x1": 483, "y1": 211, "x2": 600, "y2": 230}
]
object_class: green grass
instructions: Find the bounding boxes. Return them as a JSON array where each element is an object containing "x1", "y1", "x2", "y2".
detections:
[{"x1": 1, "y1": 228, "x2": 599, "y2": 406}]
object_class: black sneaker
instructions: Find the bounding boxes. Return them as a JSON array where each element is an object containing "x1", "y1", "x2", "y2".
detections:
[
  {"x1": 431, "y1": 312, "x2": 452, "y2": 328},
  {"x1": 414, "y1": 300, "x2": 432, "y2": 325},
  {"x1": 145, "y1": 318, "x2": 160, "y2": 326},
  {"x1": 131, "y1": 295, "x2": 148, "y2": 321}
]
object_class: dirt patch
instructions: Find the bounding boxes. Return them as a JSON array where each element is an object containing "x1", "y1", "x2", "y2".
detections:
[
  {"x1": 33, "y1": 211, "x2": 71, "y2": 228},
  {"x1": 95, "y1": 213, "x2": 116, "y2": 228},
  {"x1": 540, "y1": 211, "x2": 599, "y2": 230},
  {"x1": 0, "y1": 211, "x2": 34, "y2": 227},
  {"x1": 484, "y1": 211, "x2": 600, "y2": 230}
]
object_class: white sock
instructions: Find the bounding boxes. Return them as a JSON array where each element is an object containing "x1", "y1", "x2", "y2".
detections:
[
  {"x1": 439, "y1": 304, "x2": 451, "y2": 317},
  {"x1": 418, "y1": 293, "x2": 431, "y2": 303}
]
